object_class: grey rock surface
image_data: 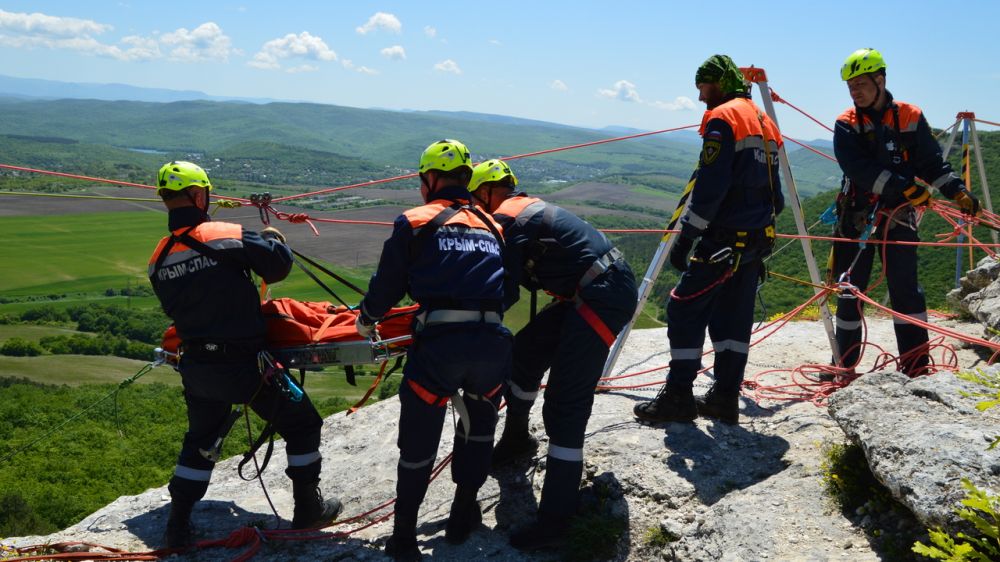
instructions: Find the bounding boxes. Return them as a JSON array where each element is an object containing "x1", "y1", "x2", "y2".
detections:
[
  {"x1": 828, "y1": 369, "x2": 1000, "y2": 534},
  {"x1": 4, "y1": 318, "x2": 991, "y2": 561}
]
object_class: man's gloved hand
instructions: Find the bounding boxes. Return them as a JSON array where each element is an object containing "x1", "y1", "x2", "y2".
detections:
[
  {"x1": 355, "y1": 313, "x2": 377, "y2": 339},
  {"x1": 260, "y1": 226, "x2": 286, "y2": 244},
  {"x1": 902, "y1": 184, "x2": 931, "y2": 208},
  {"x1": 669, "y1": 235, "x2": 694, "y2": 272},
  {"x1": 954, "y1": 189, "x2": 981, "y2": 216}
]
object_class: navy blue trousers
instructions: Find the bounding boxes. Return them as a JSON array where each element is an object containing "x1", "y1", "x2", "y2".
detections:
[
  {"x1": 666, "y1": 238, "x2": 768, "y2": 394},
  {"x1": 504, "y1": 264, "x2": 637, "y2": 521},
  {"x1": 169, "y1": 355, "x2": 324, "y2": 504},
  {"x1": 831, "y1": 211, "x2": 929, "y2": 374},
  {"x1": 393, "y1": 322, "x2": 512, "y2": 525}
]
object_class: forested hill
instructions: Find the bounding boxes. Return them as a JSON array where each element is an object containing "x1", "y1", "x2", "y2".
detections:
[{"x1": 0, "y1": 96, "x2": 839, "y2": 198}]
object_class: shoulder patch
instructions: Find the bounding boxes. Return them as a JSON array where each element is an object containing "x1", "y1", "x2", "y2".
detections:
[{"x1": 701, "y1": 140, "x2": 722, "y2": 165}]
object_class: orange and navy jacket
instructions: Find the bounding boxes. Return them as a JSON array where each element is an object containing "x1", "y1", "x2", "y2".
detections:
[
  {"x1": 358, "y1": 185, "x2": 506, "y2": 321},
  {"x1": 147, "y1": 207, "x2": 292, "y2": 343},
  {"x1": 680, "y1": 95, "x2": 784, "y2": 240},
  {"x1": 492, "y1": 194, "x2": 615, "y2": 308},
  {"x1": 834, "y1": 91, "x2": 963, "y2": 208}
]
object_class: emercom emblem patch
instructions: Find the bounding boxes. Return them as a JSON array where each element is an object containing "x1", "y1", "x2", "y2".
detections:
[{"x1": 701, "y1": 140, "x2": 721, "y2": 165}]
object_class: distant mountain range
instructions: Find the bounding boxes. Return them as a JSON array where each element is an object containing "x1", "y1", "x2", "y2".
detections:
[
  {"x1": 0, "y1": 74, "x2": 834, "y2": 149},
  {"x1": 0, "y1": 74, "x2": 277, "y2": 104}
]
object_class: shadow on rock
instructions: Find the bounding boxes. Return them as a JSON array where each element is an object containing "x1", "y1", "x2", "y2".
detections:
[
  {"x1": 568, "y1": 472, "x2": 632, "y2": 562},
  {"x1": 122, "y1": 500, "x2": 279, "y2": 550},
  {"x1": 663, "y1": 421, "x2": 790, "y2": 505},
  {"x1": 489, "y1": 457, "x2": 542, "y2": 533}
]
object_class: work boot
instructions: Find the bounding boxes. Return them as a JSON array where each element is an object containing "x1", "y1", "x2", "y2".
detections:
[
  {"x1": 291, "y1": 479, "x2": 343, "y2": 529},
  {"x1": 509, "y1": 516, "x2": 569, "y2": 551},
  {"x1": 385, "y1": 512, "x2": 421, "y2": 561},
  {"x1": 695, "y1": 386, "x2": 739, "y2": 424},
  {"x1": 633, "y1": 385, "x2": 696, "y2": 423},
  {"x1": 163, "y1": 501, "x2": 195, "y2": 550},
  {"x1": 491, "y1": 413, "x2": 538, "y2": 467},
  {"x1": 444, "y1": 485, "x2": 482, "y2": 545}
]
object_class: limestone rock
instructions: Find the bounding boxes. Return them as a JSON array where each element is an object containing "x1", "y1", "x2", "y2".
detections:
[{"x1": 828, "y1": 369, "x2": 1000, "y2": 534}]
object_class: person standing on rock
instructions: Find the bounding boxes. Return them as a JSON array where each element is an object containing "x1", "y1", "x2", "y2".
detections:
[
  {"x1": 467, "y1": 158, "x2": 638, "y2": 550},
  {"x1": 830, "y1": 48, "x2": 979, "y2": 376},
  {"x1": 354, "y1": 140, "x2": 512, "y2": 560},
  {"x1": 147, "y1": 161, "x2": 341, "y2": 549},
  {"x1": 633, "y1": 54, "x2": 784, "y2": 425}
]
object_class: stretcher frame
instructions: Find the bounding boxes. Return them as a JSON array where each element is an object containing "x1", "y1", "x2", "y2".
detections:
[{"x1": 154, "y1": 334, "x2": 411, "y2": 371}]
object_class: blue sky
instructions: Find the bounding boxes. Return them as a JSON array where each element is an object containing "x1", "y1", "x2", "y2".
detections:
[{"x1": 1, "y1": 1, "x2": 997, "y2": 140}]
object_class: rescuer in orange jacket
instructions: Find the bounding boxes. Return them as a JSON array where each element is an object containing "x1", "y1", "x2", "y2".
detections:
[
  {"x1": 468, "y1": 159, "x2": 637, "y2": 551},
  {"x1": 147, "y1": 161, "x2": 340, "y2": 549},
  {"x1": 354, "y1": 140, "x2": 512, "y2": 560},
  {"x1": 634, "y1": 54, "x2": 784, "y2": 425},
  {"x1": 830, "y1": 49, "x2": 979, "y2": 376}
]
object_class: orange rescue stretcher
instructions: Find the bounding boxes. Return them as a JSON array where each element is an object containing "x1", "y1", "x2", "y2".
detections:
[{"x1": 157, "y1": 298, "x2": 418, "y2": 371}]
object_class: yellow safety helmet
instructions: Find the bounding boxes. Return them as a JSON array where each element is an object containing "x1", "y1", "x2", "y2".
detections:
[
  {"x1": 157, "y1": 161, "x2": 212, "y2": 191},
  {"x1": 841, "y1": 48, "x2": 886, "y2": 81},
  {"x1": 469, "y1": 159, "x2": 518, "y2": 193},
  {"x1": 418, "y1": 139, "x2": 472, "y2": 174}
]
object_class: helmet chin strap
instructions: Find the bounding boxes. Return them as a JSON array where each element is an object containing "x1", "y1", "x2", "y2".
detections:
[{"x1": 858, "y1": 74, "x2": 883, "y2": 111}]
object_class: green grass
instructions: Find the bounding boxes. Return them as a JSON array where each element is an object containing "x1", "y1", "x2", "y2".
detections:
[
  {"x1": 0, "y1": 324, "x2": 80, "y2": 341},
  {"x1": 0, "y1": 211, "x2": 163, "y2": 295},
  {"x1": 0, "y1": 353, "x2": 373, "y2": 402},
  {"x1": 0, "y1": 355, "x2": 173, "y2": 386}
]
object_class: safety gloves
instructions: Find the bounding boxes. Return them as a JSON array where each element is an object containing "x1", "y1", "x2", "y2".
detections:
[
  {"x1": 355, "y1": 312, "x2": 377, "y2": 339},
  {"x1": 902, "y1": 184, "x2": 931, "y2": 208},
  {"x1": 953, "y1": 190, "x2": 981, "y2": 216},
  {"x1": 669, "y1": 235, "x2": 695, "y2": 272},
  {"x1": 260, "y1": 226, "x2": 287, "y2": 244}
]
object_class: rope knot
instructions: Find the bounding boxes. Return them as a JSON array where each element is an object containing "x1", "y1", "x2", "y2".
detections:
[
  {"x1": 288, "y1": 213, "x2": 311, "y2": 224},
  {"x1": 223, "y1": 526, "x2": 263, "y2": 548}
]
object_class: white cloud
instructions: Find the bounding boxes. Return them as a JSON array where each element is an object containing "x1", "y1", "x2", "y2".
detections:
[
  {"x1": 356, "y1": 66, "x2": 378, "y2": 75},
  {"x1": 433, "y1": 59, "x2": 461, "y2": 74},
  {"x1": 489, "y1": 39, "x2": 501, "y2": 46},
  {"x1": 423, "y1": 25, "x2": 436, "y2": 38},
  {"x1": 0, "y1": 9, "x2": 110, "y2": 36},
  {"x1": 380, "y1": 45, "x2": 405, "y2": 60},
  {"x1": 286, "y1": 64, "x2": 318, "y2": 74},
  {"x1": 160, "y1": 22, "x2": 236, "y2": 62},
  {"x1": 249, "y1": 31, "x2": 336, "y2": 71},
  {"x1": 550, "y1": 79, "x2": 568, "y2": 91},
  {"x1": 651, "y1": 96, "x2": 696, "y2": 111},
  {"x1": 341, "y1": 58, "x2": 354, "y2": 69},
  {"x1": 0, "y1": 8, "x2": 160, "y2": 61},
  {"x1": 356, "y1": 12, "x2": 401, "y2": 35},
  {"x1": 598, "y1": 80, "x2": 642, "y2": 103}
]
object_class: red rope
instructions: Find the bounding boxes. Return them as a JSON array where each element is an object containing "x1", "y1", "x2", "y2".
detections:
[
  {"x1": 974, "y1": 117, "x2": 1000, "y2": 128},
  {"x1": 0, "y1": 163, "x2": 248, "y2": 202},
  {"x1": 270, "y1": 124, "x2": 701, "y2": 203},
  {"x1": 781, "y1": 135, "x2": 838, "y2": 162},
  {"x1": 770, "y1": 90, "x2": 834, "y2": 134}
]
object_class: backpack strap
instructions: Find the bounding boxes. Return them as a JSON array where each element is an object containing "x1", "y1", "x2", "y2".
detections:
[{"x1": 409, "y1": 203, "x2": 462, "y2": 261}]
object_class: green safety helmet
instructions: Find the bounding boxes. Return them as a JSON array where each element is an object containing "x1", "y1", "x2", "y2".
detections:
[
  {"x1": 695, "y1": 54, "x2": 748, "y2": 95},
  {"x1": 469, "y1": 159, "x2": 518, "y2": 193},
  {"x1": 157, "y1": 161, "x2": 212, "y2": 191},
  {"x1": 841, "y1": 48, "x2": 886, "y2": 81},
  {"x1": 418, "y1": 139, "x2": 472, "y2": 174}
]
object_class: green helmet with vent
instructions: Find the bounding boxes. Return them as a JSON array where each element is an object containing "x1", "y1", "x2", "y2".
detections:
[
  {"x1": 841, "y1": 48, "x2": 886, "y2": 81},
  {"x1": 418, "y1": 139, "x2": 472, "y2": 174},
  {"x1": 157, "y1": 161, "x2": 212, "y2": 192},
  {"x1": 469, "y1": 159, "x2": 518, "y2": 193}
]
